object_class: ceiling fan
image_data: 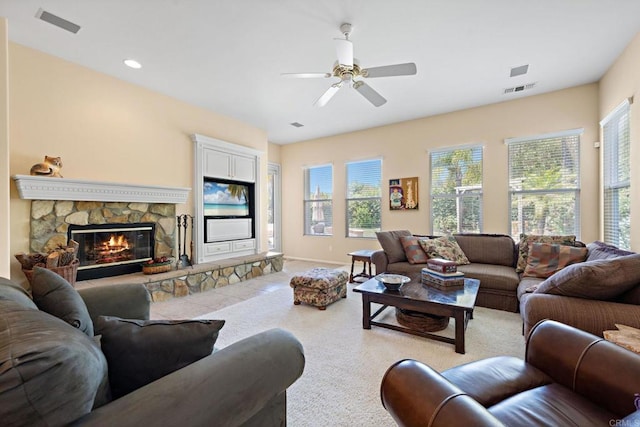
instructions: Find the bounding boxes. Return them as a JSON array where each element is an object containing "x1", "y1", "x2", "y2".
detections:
[{"x1": 282, "y1": 23, "x2": 417, "y2": 107}]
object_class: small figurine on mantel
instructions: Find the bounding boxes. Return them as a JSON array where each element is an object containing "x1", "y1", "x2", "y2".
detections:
[{"x1": 30, "y1": 156, "x2": 63, "y2": 178}]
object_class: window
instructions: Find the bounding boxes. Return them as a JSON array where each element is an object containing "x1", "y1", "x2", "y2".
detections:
[
  {"x1": 346, "y1": 159, "x2": 381, "y2": 238},
  {"x1": 430, "y1": 146, "x2": 483, "y2": 235},
  {"x1": 304, "y1": 164, "x2": 333, "y2": 236},
  {"x1": 601, "y1": 99, "x2": 631, "y2": 249},
  {"x1": 507, "y1": 129, "x2": 582, "y2": 239}
]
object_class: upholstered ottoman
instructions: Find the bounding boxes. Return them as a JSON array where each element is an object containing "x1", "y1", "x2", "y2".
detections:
[{"x1": 290, "y1": 268, "x2": 349, "y2": 310}]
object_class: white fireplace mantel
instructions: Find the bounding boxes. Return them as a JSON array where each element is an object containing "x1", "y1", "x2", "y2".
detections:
[{"x1": 12, "y1": 175, "x2": 190, "y2": 204}]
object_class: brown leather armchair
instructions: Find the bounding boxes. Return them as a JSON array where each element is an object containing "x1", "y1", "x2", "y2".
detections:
[{"x1": 380, "y1": 320, "x2": 640, "y2": 427}]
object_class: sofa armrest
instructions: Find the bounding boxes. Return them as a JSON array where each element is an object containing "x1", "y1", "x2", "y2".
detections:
[
  {"x1": 78, "y1": 283, "x2": 151, "y2": 323},
  {"x1": 521, "y1": 293, "x2": 640, "y2": 338},
  {"x1": 381, "y1": 359, "x2": 505, "y2": 427},
  {"x1": 72, "y1": 328, "x2": 305, "y2": 427},
  {"x1": 526, "y1": 320, "x2": 640, "y2": 417},
  {"x1": 371, "y1": 250, "x2": 389, "y2": 274}
]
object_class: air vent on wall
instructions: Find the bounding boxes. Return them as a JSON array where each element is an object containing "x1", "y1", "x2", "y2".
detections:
[
  {"x1": 35, "y1": 8, "x2": 81, "y2": 34},
  {"x1": 504, "y1": 82, "x2": 537, "y2": 94},
  {"x1": 290, "y1": 122, "x2": 304, "y2": 128}
]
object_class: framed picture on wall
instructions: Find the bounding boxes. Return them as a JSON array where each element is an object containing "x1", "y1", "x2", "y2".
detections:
[{"x1": 389, "y1": 177, "x2": 418, "y2": 210}]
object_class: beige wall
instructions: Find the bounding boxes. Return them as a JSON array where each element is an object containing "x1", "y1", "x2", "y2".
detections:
[
  {"x1": 268, "y1": 142, "x2": 281, "y2": 164},
  {"x1": 281, "y1": 84, "x2": 600, "y2": 264},
  {"x1": 8, "y1": 43, "x2": 268, "y2": 281},
  {"x1": 599, "y1": 32, "x2": 640, "y2": 251},
  {"x1": 0, "y1": 19, "x2": 9, "y2": 277}
]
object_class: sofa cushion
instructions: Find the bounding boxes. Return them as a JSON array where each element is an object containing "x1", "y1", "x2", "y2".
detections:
[
  {"x1": 30, "y1": 266, "x2": 94, "y2": 337},
  {"x1": 399, "y1": 235, "x2": 429, "y2": 264},
  {"x1": 95, "y1": 316, "x2": 225, "y2": 398},
  {"x1": 419, "y1": 236, "x2": 470, "y2": 265},
  {"x1": 456, "y1": 263, "x2": 520, "y2": 292},
  {"x1": 453, "y1": 234, "x2": 516, "y2": 267},
  {"x1": 523, "y1": 243, "x2": 588, "y2": 279},
  {"x1": 376, "y1": 230, "x2": 412, "y2": 263},
  {"x1": 0, "y1": 299, "x2": 107, "y2": 426},
  {"x1": 586, "y1": 241, "x2": 635, "y2": 261},
  {"x1": 517, "y1": 276, "x2": 545, "y2": 300},
  {"x1": 534, "y1": 254, "x2": 640, "y2": 300},
  {"x1": 516, "y1": 234, "x2": 577, "y2": 273},
  {"x1": 0, "y1": 277, "x2": 37, "y2": 309}
]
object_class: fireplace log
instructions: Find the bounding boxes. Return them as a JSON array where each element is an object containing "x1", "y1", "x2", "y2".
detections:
[{"x1": 46, "y1": 251, "x2": 60, "y2": 268}]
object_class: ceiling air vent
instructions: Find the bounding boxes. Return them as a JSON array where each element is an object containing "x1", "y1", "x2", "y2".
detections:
[
  {"x1": 35, "y1": 8, "x2": 81, "y2": 34},
  {"x1": 290, "y1": 122, "x2": 304, "y2": 128},
  {"x1": 510, "y1": 64, "x2": 529, "y2": 77},
  {"x1": 504, "y1": 82, "x2": 537, "y2": 94}
]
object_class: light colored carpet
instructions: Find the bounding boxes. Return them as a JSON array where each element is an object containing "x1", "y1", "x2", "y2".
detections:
[{"x1": 196, "y1": 284, "x2": 526, "y2": 427}]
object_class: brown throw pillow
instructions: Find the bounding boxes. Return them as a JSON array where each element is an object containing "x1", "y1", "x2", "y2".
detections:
[
  {"x1": 516, "y1": 234, "x2": 576, "y2": 273},
  {"x1": 523, "y1": 243, "x2": 588, "y2": 279},
  {"x1": 95, "y1": 316, "x2": 225, "y2": 398},
  {"x1": 534, "y1": 254, "x2": 640, "y2": 300},
  {"x1": 375, "y1": 230, "x2": 412, "y2": 263},
  {"x1": 586, "y1": 241, "x2": 635, "y2": 261},
  {"x1": 399, "y1": 235, "x2": 429, "y2": 264},
  {"x1": 30, "y1": 266, "x2": 94, "y2": 337},
  {"x1": 419, "y1": 236, "x2": 470, "y2": 265}
]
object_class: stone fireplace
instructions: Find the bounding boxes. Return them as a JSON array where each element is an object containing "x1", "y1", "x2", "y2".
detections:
[{"x1": 13, "y1": 175, "x2": 190, "y2": 280}]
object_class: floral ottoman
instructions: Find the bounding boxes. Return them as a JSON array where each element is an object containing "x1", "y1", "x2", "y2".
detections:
[{"x1": 290, "y1": 268, "x2": 349, "y2": 310}]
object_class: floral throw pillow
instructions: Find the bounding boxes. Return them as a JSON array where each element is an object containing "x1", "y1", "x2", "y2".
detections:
[
  {"x1": 399, "y1": 235, "x2": 429, "y2": 264},
  {"x1": 419, "y1": 236, "x2": 470, "y2": 265},
  {"x1": 523, "y1": 243, "x2": 588, "y2": 279},
  {"x1": 516, "y1": 234, "x2": 576, "y2": 273}
]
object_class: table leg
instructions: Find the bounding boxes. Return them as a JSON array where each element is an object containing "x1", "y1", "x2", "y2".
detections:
[
  {"x1": 361, "y1": 295, "x2": 371, "y2": 329},
  {"x1": 454, "y1": 311, "x2": 465, "y2": 354},
  {"x1": 367, "y1": 260, "x2": 372, "y2": 277},
  {"x1": 349, "y1": 257, "x2": 356, "y2": 283}
]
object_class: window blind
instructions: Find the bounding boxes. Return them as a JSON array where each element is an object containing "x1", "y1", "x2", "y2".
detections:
[
  {"x1": 304, "y1": 164, "x2": 333, "y2": 236},
  {"x1": 602, "y1": 100, "x2": 631, "y2": 249},
  {"x1": 430, "y1": 145, "x2": 483, "y2": 234},
  {"x1": 346, "y1": 159, "x2": 381, "y2": 238},
  {"x1": 507, "y1": 130, "x2": 581, "y2": 239}
]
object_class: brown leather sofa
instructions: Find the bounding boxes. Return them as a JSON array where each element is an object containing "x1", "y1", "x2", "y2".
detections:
[{"x1": 380, "y1": 320, "x2": 640, "y2": 427}]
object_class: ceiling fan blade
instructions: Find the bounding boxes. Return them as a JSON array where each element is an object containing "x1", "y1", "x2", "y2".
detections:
[
  {"x1": 335, "y1": 38, "x2": 353, "y2": 67},
  {"x1": 313, "y1": 82, "x2": 343, "y2": 107},
  {"x1": 362, "y1": 62, "x2": 417, "y2": 78},
  {"x1": 281, "y1": 72, "x2": 332, "y2": 79},
  {"x1": 353, "y1": 81, "x2": 387, "y2": 107}
]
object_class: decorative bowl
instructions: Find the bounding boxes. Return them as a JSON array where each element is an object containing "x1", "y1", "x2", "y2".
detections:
[{"x1": 376, "y1": 274, "x2": 410, "y2": 291}]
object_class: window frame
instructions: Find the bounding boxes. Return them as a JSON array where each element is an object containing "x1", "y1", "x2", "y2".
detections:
[
  {"x1": 429, "y1": 144, "x2": 484, "y2": 235},
  {"x1": 506, "y1": 128, "x2": 582, "y2": 239},
  {"x1": 303, "y1": 164, "x2": 333, "y2": 236},
  {"x1": 345, "y1": 158, "x2": 382, "y2": 239},
  {"x1": 601, "y1": 99, "x2": 631, "y2": 249}
]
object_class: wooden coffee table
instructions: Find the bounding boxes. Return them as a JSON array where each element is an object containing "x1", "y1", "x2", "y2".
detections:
[{"x1": 353, "y1": 277, "x2": 480, "y2": 354}]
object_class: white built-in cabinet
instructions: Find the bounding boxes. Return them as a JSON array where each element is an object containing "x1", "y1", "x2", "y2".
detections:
[
  {"x1": 192, "y1": 134, "x2": 262, "y2": 263},
  {"x1": 203, "y1": 149, "x2": 256, "y2": 182}
]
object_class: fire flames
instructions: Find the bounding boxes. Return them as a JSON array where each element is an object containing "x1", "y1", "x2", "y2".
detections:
[{"x1": 94, "y1": 234, "x2": 132, "y2": 264}]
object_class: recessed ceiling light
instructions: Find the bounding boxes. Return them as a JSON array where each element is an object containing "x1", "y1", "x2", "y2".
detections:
[{"x1": 124, "y1": 59, "x2": 142, "y2": 69}]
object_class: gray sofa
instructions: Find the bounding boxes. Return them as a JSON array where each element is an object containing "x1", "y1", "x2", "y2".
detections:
[
  {"x1": 372, "y1": 231, "x2": 521, "y2": 312},
  {"x1": 0, "y1": 275, "x2": 305, "y2": 427}
]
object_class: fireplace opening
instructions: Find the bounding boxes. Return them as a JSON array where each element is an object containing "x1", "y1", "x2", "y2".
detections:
[{"x1": 68, "y1": 223, "x2": 156, "y2": 280}]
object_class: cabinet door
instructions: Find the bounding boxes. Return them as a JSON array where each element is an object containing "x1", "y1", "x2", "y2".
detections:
[
  {"x1": 233, "y1": 155, "x2": 256, "y2": 182},
  {"x1": 204, "y1": 149, "x2": 231, "y2": 178}
]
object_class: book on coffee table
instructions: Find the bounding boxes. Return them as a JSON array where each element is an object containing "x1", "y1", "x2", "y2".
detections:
[
  {"x1": 421, "y1": 268, "x2": 465, "y2": 289},
  {"x1": 426, "y1": 258, "x2": 458, "y2": 274}
]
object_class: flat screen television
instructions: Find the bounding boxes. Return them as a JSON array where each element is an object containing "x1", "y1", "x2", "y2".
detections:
[{"x1": 203, "y1": 178, "x2": 253, "y2": 218}]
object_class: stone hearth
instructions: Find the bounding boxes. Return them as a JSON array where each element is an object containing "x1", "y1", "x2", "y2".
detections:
[{"x1": 76, "y1": 252, "x2": 284, "y2": 302}]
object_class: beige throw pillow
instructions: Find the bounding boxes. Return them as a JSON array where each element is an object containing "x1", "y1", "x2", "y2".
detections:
[{"x1": 419, "y1": 236, "x2": 470, "y2": 265}]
